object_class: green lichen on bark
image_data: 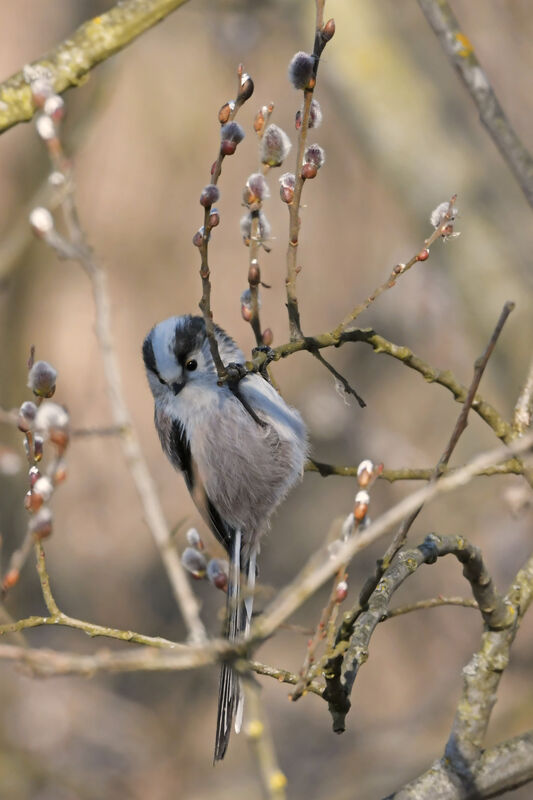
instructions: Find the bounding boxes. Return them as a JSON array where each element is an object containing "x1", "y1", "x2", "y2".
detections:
[{"x1": 0, "y1": 0, "x2": 190, "y2": 134}]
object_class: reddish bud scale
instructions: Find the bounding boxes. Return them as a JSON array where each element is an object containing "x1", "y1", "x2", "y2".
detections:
[
  {"x1": 218, "y1": 102, "x2": 232, "y2": 124},
  {"x1": 221, "y1": 140, "x2": 236, "y2": 156},
  {"x1": 3, "y1": 569, "x2": 20, "y2": 591},
  {"x1": 209, "y1": 209, "x2": 220, "y2": 228},
  {"x1": 248, "y1": 264, "x2": 260, "y2": 285},
  {"x1": 254, "y1": 110, "x2": 265, "y2": 135},
  {"x1": 34, "y1": 522, "x2": 53, "y2": 540},
  {"x1": 354, "y1": 502, "x2": 368, "y2": 522},
  {"x1": 33, "y1": 437, "x2": 44, "y2": 462},
  {"x1": 357, "y1": 469, "x2": 371, "y2": 488},
  {"x1": 200, "y1": 184, "x2": 220, "y2": 208},
  {"x1": 417, "y1": 249, "x2": 430, "y2": 262},
  {"x1": 213, "y1": 573, "x2": 228, "y2": 591},
  {"x1": 301, "y1": 163, "x2": 317, "y2": 180},
  {"x1": 322, "y1": 18, "x2": 336, "y2": 41},
  {"x1": 29, "y1": 466, "x2": 41, "y2": 486},
  {"x1": 50, "y1": 429, "x2": 69, "y2": 453},
  {"x1": 53, "y1": 465, "x2": 67, "y2": 484},
  {"x1": 335, "y1": 581, "x2": 348, "y2": 603},
  {"x1": 192, "y1": 230, "x2": 203, "y2": 248},
  {"x1": 280, "y1": 185, "x2": 294, "y2": 203},
  {"x1": 241, "y1": 304, "x2": 253, "y2": 322},
  {"x1": 262, "y1": 328, "x2": 274, "y2": 346}
]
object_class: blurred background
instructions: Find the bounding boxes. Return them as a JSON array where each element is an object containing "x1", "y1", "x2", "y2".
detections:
[{"x1": 0, "y1": 1, "x2": 532, "y2": 798}]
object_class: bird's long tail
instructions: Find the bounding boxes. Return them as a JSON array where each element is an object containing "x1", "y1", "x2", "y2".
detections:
[{"x1": 214, "y1": 531, "x2": 257, "y2": 762}]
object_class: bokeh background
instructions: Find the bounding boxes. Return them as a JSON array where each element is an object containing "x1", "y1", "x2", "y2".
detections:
[{"x1": 0, "y1": 1, "x2": 532, "y2": 798}]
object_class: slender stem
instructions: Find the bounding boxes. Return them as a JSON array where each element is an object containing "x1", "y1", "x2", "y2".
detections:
[{"x1": 417, "y1": 0, "x2": 533, "y2": 209}]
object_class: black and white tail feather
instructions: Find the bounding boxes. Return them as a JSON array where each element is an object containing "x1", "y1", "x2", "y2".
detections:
[
  {"x1": 142, "y1": 315, "x2": 308, "y2": 762},
  {"x1": 215, "y1": 531, "x2": 258, "y2": 761}
]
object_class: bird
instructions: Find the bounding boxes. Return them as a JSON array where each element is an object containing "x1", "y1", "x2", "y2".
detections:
[{"x1": 142, "y1": 314, "x2": 308, "y2": 761}]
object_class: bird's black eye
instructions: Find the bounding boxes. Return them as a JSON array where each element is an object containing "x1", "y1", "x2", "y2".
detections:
[{"x1": 186, "y1": 359, "x2": 198, "y2": 372}]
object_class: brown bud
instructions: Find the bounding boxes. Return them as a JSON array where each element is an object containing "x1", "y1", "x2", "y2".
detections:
[
  {"x1": 50, "y1": 429, "x2": 69, "y2": 453},
  {"x1": 30, "y1": 508, "x2": 53, "y2": 539},
  {"x1": 53, "y1": 462, "x2": 67, "y2": 484},
  {"x1": 200, "y1": 184, "x2": 220, "y2": 208},
  {"x1": 3, "y1": 568, "x2": 20, "y2": 592},
  {"x1": 417, "y1": 249, "x2": 430, "y2": 262},
  {"x1": 241, "y1": 304, "x2": 253, "y2": 322},
  {"x1": 33, "y1": 436, "x2": 44, "y2": 462},
  {"x1": 17, "y1": 401, "x2": 38, "y2": 433},
  {"x1": 322, "y1": 18, "x2": 336, "y2": 41},
  {"x1": 262, "y1": 328, "x2": 274, "y2": 346},
  {"x1": 221, "y1": 140, "x2": 237, "y2": 156},
  {"x1": 25, "y1": 490, "x2": 42, "y2": 512},
  {"x1": 29, "y1": 466, "x2": 41, "y2": 486},
  {"x1": 357, "y1": 459, "x2": 374, "y2": 488},
  {"x1": 218, "y1": 102, "x2": 233, "y2": 124},
  {"x1": 280, "y1": 185, "x2": 294, "y2": 204},
  {"x1": 237, "y1": 69, "x2": 254, "y2": 104},
  {"x1": 335, "y1": 580, "x2": 348, "y2": 603},
  {"x1": 354, "y1": 490, "x2": 370, "y2": 522},
  {"x1": 254, "y1": 109, "x2": 265, "y2": 136},
  {"x1": 209, "y1": 209, "x2": 220, "y2": 228},
  {"x1": 301, "y1": 163, "x2": 317, "y2": 180},
  {"x1": 192, "y1": 229, "x2": 204, "y2": 248},
  {"x1": 248, "y1": 262, "x2": 260, "y2": 286}
]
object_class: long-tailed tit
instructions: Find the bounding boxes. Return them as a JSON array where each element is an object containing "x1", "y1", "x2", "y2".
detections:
[{"x1": 142, "y1": 315, "x2": 308, "y2": 761}]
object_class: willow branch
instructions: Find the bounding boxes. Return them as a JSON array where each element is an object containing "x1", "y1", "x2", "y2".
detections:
[
  {"x1": 0, "y1": 0, "x2": 190, "y2": 135},
  {"x1": 252, "y1": 432, "x2": 533, "y2": 644},
  {"x1": 335, "y1": 195, "x2": 457, "y2": 333},
  {"x1": 35, "y1": 153, "x2": 206, "y2": 645},
  {"x1": 248, "y1": 327, "x2": 513, "y2": 443},
  {"x1": 417, "y1": 0, "x2": 533, "y2": 209},
  {"x1": 325, "y1": 534, "x2": 514, "y2": 733},
  {"x1": 306, "y1": 459, "x2": 524, "y2": 481},
  {"x1": 385, "y1": 596, "x2": 478, "y2": 619}
]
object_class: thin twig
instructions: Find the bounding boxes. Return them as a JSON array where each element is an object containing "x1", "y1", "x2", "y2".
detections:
[
  {"x1": 417, "y1": 0, "x2": 533, "y2": 209},
  {"x1": 513, "y1": 351, "x2": 533, "y2": 435},
  {"x1": 285, "y1": 12, "x2": 332, "y2": 340},
  {"x1": 252, "y1": 431, "x2": 533, "y2": 643},
  {"x1": 385, "y1": 596, "x2": 479, "y2": 619},
  {"x1": 355, "y1": 301, "x2": 515, "y2": 631},
  {"x1": 335, "y1": 195, "x2": 457, "y2": 333},
  {"x1": 306, "y1": 459, "x2": 524, "y2": 481},
  {"x1": 244, "y1": 679, "x2": 288, "y2": 800},
  {"x1": 35, "y1": 139, "x2": 206, "y2": 644},
  {"x1": 248, "y1": 326, "x2": 514, "y2": 445}
]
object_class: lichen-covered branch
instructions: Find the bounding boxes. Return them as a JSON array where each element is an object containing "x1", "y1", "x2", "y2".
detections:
[
  {"x1": 417, "y1": 0, "x2": 533, "y2": 209},
  {"x1": 249, "y1": 326, "x2": 513, "y2": 443},
  {"x1": 0, "y1": 0, "x2": 190, "y2": 135},
  {"x1": 306, "y1": 459, "x2": 525, "y2": 481},
  {"x1": 324, "y1": 534, "x2": 514, "y2": 733},
  {"x1": 385, "y1": 730, "x2": 533, "y2": 800},
  {"x1": 253, "y1": 433, "x2": 533, "y2": 644}
]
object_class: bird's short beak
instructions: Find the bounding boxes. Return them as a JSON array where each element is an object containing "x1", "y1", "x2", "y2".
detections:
[{"x1": 171, "y1": 381, "x2": 185, "y2": 396}]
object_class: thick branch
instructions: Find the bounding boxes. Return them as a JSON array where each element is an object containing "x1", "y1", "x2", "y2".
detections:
[
  {"x1": 385, "y1": 730, "x2": 533, "y2": 800},
  {"x1": 0, "y1": 0, "x2": 190, "y2": 135},
  {"x1": 325, "y1": 534, "x2": 514, "y2": 733}
]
